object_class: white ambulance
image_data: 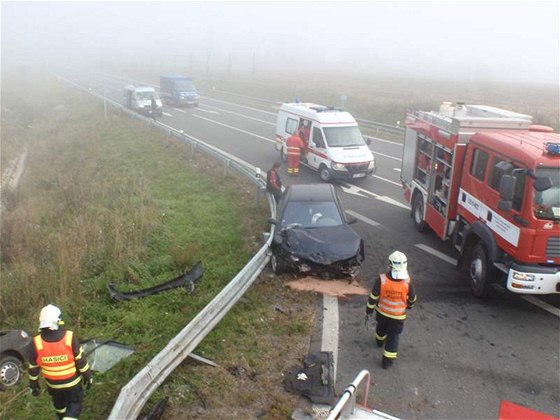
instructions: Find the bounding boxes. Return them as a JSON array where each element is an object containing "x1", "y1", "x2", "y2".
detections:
[{"x1": 275, "y1": 103, "x2": 375, "y2": 181}]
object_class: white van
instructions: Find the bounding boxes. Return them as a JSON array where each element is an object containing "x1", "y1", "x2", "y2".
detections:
[
  {"x1": 123, "y1": 85, "x2": 163, "y2": 117},
  {"x1": 275, "y1": 103, "x2": 375, "y2": 181}
]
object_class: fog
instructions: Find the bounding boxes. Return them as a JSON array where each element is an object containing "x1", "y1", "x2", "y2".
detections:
[{"x1": 2, "y1": 1, "x2": 559, "y2": 84}]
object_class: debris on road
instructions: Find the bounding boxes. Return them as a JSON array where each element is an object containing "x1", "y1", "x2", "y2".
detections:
[{"x1": 284, "y1": 352, "x2": 334, "y2": 405}]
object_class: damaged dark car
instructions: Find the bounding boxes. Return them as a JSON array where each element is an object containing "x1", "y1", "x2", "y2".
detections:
[{"x1": 268, "y1": 184, "x2": 364, "y2": 278}]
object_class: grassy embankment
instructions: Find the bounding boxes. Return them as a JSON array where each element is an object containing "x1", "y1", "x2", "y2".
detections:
[{"x1": 0, "y1": 71, "x2": 315, "y2": 419}]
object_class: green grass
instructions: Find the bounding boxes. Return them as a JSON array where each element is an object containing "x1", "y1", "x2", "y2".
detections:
[{"x1": 1, "y1": 71, "x2": 315, "y2": 419}]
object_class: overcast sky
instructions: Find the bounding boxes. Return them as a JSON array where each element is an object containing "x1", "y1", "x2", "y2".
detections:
[{"x1": 2, "y1": 1, "x2": 559, "y2": 84}]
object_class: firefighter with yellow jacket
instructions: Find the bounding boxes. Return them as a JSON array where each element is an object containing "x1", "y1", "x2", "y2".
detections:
[
  {"x1": 28, "y1": 304, "x2": 92, "y2": 420},
  {"x1": 366, "y1": 251, "x2": 417, "y2": 369}
]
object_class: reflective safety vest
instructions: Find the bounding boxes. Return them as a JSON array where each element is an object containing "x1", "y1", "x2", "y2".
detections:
[
  {"x1": 286, "y1": 134, "x2": 305, "y2": 156},
  {"x1": 377, "y1": 274, "x2": 409, "y2": 320},
  {"x1": 34, "y1": 331, "x2": 80, "y2": 388}
]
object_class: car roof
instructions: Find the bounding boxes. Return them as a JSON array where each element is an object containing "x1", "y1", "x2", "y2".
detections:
[{"x1": 285, "y1": 184, "x2": 336, "y2": 202}]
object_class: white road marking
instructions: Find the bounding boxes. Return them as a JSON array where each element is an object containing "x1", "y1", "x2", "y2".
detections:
[
  {"x1": 321, "y1": 295, "x2": 339, "y2": 380},
  {"x1": 195, "y1": 108, "x2": 219, "y2": 114},
  {"x1": 373, "y1": 174, "x2": 402, "y2": 187},
  {"x1": 345, "y1": 210, "x2": 381, "y2": 227},
  {"x1": 366, "y1": 136, "x2": 403, "y2": 147},
  {"x1": 172, "y1": 107, "x2": 187, "y2": 113},
  {"x1": 202, "y1": 96, "x2": 277, "y2": 116},
  {"x1": 415, "y1": 243, "x2": 458, "y2": 266},
  {"x1": 375, "y1": 195, "x2": 410, "y2": 210},
  {"x1": 157, "y1": 122, "x2": 257, "y2": 168},
  {"x1": 340, "y1": 184, "x2": 367, "y2": 197},
  {"x1": 339, "y1": 178, "x2": 410, "y2": 210},
  {"x1": 192, "y1": 114, "x2": 276, "y2": 143},
  {"x1": 162, "y1": 112, "x2": 173, "y2": 117},
  {"x1": 201, "y1": 103, "x2": 275, "y2": 125},
  {"x1": 393, "y1": 168, "x2": 402, "y2": 172},
  {"x1": 519, "y1": 295, "x2": 560, "y2": 317},
  {"x1": 415, "y1": 243, "x2": 560, "y2": 317},
  {"x1": 373, "y1": 151, "x2": 402, "y2": 161}
]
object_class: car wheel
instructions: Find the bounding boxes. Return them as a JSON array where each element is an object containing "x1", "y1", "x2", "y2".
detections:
[
  {"x1": 319, "y1": 165, "x2": 331, "y2": 182},
  {"x1": 270, "y1": 253, "x2": 284, "y2": 275},
  {"x1": 469, "y1": 243, "x2": 494, "y2": 297},
  {"x1": 412, "y1": 193, "x2": 426, "y2": 232},
  {"x1": 0, "y1": 355, "x2": 24, "y2": 390}
]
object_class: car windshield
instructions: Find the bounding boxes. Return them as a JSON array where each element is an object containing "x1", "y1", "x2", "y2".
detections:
[
  {"x1": 533, "y1": 167, "x2": 560, "y2": 221},
  {"x1": 136, "y1": 91, "x2": 158, "y2": 101},
  {"x1": 280, "y1": 200, "x2": 344, "y2": 229},
  {"x1": 323, "y1": 126, "x2": 366, "y2": 147},
  {"x1": 175, "y1": 81, "x2": 196, "y2": 91}
]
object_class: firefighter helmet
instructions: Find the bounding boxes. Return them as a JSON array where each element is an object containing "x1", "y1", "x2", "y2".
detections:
[
  {"x1": 39, "y1": 304, "x2": 63, "y2": 330},
  {"x1": 388, "y1": 251, "x2": 409, "y2": 279}
]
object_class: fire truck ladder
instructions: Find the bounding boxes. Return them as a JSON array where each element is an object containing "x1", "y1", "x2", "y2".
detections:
[{"x1": 327, "y1": 370, "x2": 401, "y2": 420}]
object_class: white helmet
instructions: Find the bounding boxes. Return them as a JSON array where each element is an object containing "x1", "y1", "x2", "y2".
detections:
[
  {"x1": 39, "y1": 304, "x2": 63, "y2": 330},
  {"x1": 388, "y1": 251, "x2": 408, "y2": 280}
]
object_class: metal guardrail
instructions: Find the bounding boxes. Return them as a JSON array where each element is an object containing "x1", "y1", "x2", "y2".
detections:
[
  {"x1": 355, "y1": 118, "x2": 405, "y2": 135},
  {"x1": 58, "y1": 75, "x2": 277, "y2": 419},
  {"x1": 327, "y1": 370, "x2": 401, "y2": 420}
]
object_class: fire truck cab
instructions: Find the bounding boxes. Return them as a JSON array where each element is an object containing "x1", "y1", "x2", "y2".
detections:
[{"x1": 401, "y1": 103, "x2": 560, "y2": 297}]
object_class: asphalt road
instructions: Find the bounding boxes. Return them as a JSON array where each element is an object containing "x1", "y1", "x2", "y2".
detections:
[{"x1": 63, "y1": 71, "x2": 560, "y2": 419}]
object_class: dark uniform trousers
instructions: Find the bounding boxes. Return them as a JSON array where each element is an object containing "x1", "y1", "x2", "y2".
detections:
[
  {"x1": 375, "y1": 312, "x2": 404, "y2": 360},
  {"x1": 48, "y1": 384, "x2": 84, "y2": 419}
]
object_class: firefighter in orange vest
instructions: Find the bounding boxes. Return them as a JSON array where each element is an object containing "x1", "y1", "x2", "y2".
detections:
[
  {"x1": 28, "y1": 304, "x2": 92, "y2": 420},
  {"x1": 365, "y1": 251, "x2": 417, "y2": 369},
  {"x1": 285, "y1": 130, "x2": 306, "y2": 176}
]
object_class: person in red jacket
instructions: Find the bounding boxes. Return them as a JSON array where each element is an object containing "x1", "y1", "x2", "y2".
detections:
[
  {"x1": 266, "y1": 162, "x2": 283, "y2": 202},
  {"x1": 298, "y1": 120, "x2": 311, "y2": 143},
  {"x1": 28, "y1": 304, "x2": 92, "y2": 420},
  {"x1": 286, "y1": 131, "x2": 306, "y2": 176},
  {"x1": 365, "y1": 251, "x2": 417, "y2": 369}
]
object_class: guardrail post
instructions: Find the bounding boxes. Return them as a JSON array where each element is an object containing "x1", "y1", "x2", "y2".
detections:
[
  {"x1": 190, "y1": 143, "x2": 196, "y2": 161},
  {"x1": 256, "y1": 186, "x2": 263, "y2": 208},
  {"x1": 223, "y1": 160, "x2": 229, "y2": 177}
]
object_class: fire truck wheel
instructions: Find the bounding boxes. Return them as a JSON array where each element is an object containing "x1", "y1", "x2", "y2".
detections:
[
  {"x1": 412, "y1": 193, "x2": 426, "y2": 232},
  {"x1": 469, "y1": 243, "x2": 494, "y2": 297}
]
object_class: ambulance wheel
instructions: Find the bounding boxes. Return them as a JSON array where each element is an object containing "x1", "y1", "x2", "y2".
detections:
[
  {"x1": 469, "y1": 243, "x2": 494, "y2": 297},
  {"x1": 319, "y1": 165, "x2": 331, "y2": 182},
  {"x1": 412, "y1": 193, "x2": 426, "y2": 232}
]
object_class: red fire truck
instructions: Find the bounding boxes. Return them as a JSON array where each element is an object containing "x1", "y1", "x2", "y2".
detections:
[{"x1": 401, "y1": 103, "x2": 560, "y2": 297}]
